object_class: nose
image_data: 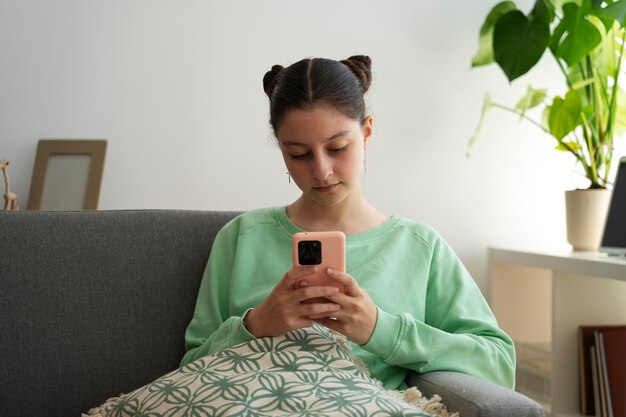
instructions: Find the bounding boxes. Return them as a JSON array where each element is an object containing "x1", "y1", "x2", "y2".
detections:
[{"x1": 311, "y1": 154, "x2": 333, "y2": 181}]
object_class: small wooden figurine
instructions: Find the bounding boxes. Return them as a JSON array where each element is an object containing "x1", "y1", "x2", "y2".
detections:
[{"x1": 1, "y1": 159, "x2": 19, "y2": 210}]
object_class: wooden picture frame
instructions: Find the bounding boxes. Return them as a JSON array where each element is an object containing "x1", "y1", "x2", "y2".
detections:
[{"x1": 27, "y1": 139, "x2": 107, "y2": 210}]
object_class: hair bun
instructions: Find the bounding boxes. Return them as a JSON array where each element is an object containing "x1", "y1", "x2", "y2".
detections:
[
  {"x1": 263, "y1": 64, "x2": 285, "y2": 98},
  {"x1": 341, "y1": 55, "x2": 372, "y2": 92}
]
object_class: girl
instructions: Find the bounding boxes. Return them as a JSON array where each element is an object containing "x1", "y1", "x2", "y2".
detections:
[{"x1": 181, "y1": 55, "x2": 515, "y2": 391}]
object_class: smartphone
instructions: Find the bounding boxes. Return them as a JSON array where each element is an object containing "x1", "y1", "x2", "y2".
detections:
[{"x1": 292, "y1": 231, "x2": 346, "y2": 303}]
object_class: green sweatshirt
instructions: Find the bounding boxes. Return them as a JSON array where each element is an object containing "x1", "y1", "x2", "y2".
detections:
[{"x1": 181, "y1": 207, "x2": 515, "y2": 390}]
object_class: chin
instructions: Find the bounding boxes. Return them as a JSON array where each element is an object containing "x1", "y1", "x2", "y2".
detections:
[{"x1": 308, "y1": 191, "x2": 353, "y2": 208}]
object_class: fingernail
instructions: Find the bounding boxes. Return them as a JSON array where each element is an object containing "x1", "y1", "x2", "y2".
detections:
[
  {"x1": 300, "y1": 280, "x2": 309, "y2": 287},
  {"x1": 327, "y1": 267, "x2": 334, "y2": 275}
]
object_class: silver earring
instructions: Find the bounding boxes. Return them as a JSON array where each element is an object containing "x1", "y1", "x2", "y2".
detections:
[
  {"x1": 363, "y1": 147, "x2": 367, "y2": 173},
  {"x1": 286, "y1": 171, "x2": 291, "y2": 183}
]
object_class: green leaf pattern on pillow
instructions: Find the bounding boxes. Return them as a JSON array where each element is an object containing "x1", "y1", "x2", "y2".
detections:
[{"x1": 89, "y1": 324, "x2": 438, "y2": 417}]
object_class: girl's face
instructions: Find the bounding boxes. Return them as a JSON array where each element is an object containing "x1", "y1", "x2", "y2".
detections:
[{"x1": 277, "y1": 104, "x2": 373, "y2": 209}]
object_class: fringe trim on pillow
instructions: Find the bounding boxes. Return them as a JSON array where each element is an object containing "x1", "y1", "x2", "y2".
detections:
[
  {"x1": 395, "y1": 387, "x2": 460, "y2": 417},
  {"x1": 81, "y1": 395, "x2": 125, "y2": 417}
]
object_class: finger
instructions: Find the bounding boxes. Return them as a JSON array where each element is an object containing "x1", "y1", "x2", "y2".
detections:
[
  {"x1": 306, "y1": 313, "x2": 338, "y2": 320},
  {"x1": 325, "y1": 286, "x2": 372, "y2": 304},
  {"x1": 314, "y1": 318, "x2": 342, "y2": 332},
  {"x1": 326, "y1": 268, "x2": 361, "y2": 296},
  {"x1": 302, "y1": 303, "x2": 341, "y2": 319},
  {"x1": 295, "y1": 285, "x2": 340, "y2": 303},
  {"x1": 282, "y1": 266, "x2": 318, "y2": 289},
  {"x1": 322, "y1": 292, "x2": 350, "y2": 305}
]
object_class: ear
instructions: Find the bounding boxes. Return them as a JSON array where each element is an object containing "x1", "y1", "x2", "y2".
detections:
[{"x1": 362, "y1": 115, "x2": 373, "y2": 148}]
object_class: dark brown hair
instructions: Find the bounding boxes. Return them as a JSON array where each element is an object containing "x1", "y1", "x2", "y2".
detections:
[{"x1": 263, "y1": 55, "x2": 372, "y2": 133}]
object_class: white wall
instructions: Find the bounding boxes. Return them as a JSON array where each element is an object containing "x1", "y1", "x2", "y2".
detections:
[{"x1": 2, "y1": 0, "x2": 623, "y2": 296}]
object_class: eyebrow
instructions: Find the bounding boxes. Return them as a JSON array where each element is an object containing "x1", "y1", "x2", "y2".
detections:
[{"x1": 280, "y1": 129, "x2": 351, "y2": 147}]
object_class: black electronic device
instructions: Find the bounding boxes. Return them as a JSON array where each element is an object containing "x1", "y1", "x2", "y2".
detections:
[{"x1": 600, "y1": 156, "x2": 626, "y2": 256}]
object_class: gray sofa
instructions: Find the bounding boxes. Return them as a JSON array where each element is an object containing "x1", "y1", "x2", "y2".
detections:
[{"x1": 0, "y1": 210, "x2": 544, "y2": 417}]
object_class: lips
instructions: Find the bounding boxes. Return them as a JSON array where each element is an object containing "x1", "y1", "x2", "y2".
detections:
[{"x1": 313, "y1": 183, "x2": 338, "y2": 192}]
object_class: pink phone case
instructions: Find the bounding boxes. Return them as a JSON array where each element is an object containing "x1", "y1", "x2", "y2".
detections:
[{"x1": 292, "y1": 231, "x2": 346, "y2": 302}]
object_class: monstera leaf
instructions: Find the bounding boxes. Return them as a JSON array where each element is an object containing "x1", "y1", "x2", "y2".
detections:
[
  {"x1": 493, "y1": 0, "x2": 551, "y2": 81},
  {"x1": 550, "y1": 1, "x2": 602, "y2": 67},
  {"x1": 471, "y1": 1, "x2": 517, "y2": 67}
]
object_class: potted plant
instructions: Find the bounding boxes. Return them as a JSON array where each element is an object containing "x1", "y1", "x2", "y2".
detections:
[{"x1": 469, "y1": 0, "x2": 626, "y2": 250}]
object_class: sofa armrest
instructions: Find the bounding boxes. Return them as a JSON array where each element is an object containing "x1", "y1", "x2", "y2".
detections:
[{"x1": 406, "y1": 371, "x2": 544, "y2": 417}]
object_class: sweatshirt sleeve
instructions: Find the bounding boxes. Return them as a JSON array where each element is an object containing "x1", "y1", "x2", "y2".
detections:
[
  {"x1": 180, "y1": 219, "x2": 256, "y2": 366},
  {"x1": 361, "y1": 234, "x2": 516, "y2": 389}
]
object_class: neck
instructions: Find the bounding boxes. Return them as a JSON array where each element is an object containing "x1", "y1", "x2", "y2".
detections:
[{"x1": 287, "y1": 188, "x2": 387, "y2": 235}]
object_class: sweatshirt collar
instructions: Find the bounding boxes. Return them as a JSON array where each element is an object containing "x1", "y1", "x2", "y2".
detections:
[{"x1": 273, "y1": 206, "x2": 401, "y2": 244}]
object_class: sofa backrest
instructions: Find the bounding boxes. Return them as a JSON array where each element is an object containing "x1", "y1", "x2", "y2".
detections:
[{"x1": 0, "y1": 210, "x2": 240, "y2": 417}]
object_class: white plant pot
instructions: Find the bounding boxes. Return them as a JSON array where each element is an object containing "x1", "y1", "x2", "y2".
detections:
[{"x1": 565, "y1": 189, "x2": 612, "y2": 252}]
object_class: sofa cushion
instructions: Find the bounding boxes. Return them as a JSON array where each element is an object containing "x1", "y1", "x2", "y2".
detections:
[
  {"x1": 406, "y1": 371, "x2": 544, "y2": 417},
  {"x1": 0, "y1": 210, "x2": 240, "y2": 417}
]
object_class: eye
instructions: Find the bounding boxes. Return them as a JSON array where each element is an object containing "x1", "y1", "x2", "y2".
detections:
[
  {"x1": 289, "y1": 152, "x2": 311, "y2": 160},
  {"x1": 330, "y1": 145, "x2": 349, "y2": 154}
]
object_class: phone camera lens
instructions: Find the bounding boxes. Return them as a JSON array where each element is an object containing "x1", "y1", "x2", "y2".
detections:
[{"x1": 298, "y1": 240, "x2": 322, "y2": 265}]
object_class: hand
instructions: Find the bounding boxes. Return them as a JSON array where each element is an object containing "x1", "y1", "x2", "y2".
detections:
[
  {"x1": 245, "y1": 266, "x2": 343, "y2": 338},
  {"x1": 307, "y1": 268, "x2": 378, "y2": 346}
]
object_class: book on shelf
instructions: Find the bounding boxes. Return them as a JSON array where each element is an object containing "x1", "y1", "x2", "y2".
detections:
[
  {"x1": 591, "y1": 346, "x2": 601, "y2": 417},
  {"x1": 579, "y1": 325, "x2": 626, "y2": 417},
  {"x1": 602, "y1": 329, "x2": 626, "y2": 417},
  {"x1": 595, "y1": 331, "x2": 610, "y2": 417}
]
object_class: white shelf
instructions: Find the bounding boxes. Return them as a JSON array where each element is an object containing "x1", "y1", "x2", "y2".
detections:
[
  {"x1": 489, "y1": 247, "x2": 626, "y2": 417},
  {"x1": 490, "y1": 247, "x2": 626, "y2": 282}
]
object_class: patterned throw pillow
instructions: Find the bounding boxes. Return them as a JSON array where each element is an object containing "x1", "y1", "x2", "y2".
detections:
[{"x1": 84, "y1": 324, "x2": 455, "y2": 417}]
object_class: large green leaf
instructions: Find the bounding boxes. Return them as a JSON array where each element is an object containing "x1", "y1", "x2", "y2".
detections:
[
  {"x1": 471, "y1": 1, "x2": 517, "y2": 67},
  {"x1": 550, "y1": 1, "x2": 603, "y2": 67},
  {"x1": 596, "y1": 0, "x2": 626, "y2": 26},
  {"x1": 590, "y1": 0, "x2": 620, "y2": 31},
  {"x1": 493, "y1": 1, "x2": 551, "y2": 81},
  {"x1": 548, "y1": 89, "x2": 583, "y2": 138}
]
